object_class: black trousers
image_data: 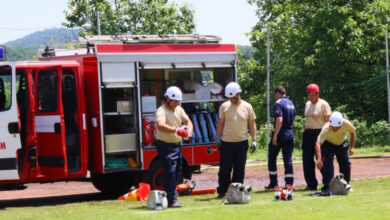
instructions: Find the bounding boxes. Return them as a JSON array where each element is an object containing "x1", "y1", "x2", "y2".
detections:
[
  {"x1": 155, "y1": 140, "x2": 182, "y2": 203},
  {"x1": 268, "y1": 130, "x2": 294, "y2": 186},
  {"x1": 302, "y1": 129, "x2": 321, "y2": 189},
  {"x1": 217, "y1": 140, "x2": 248, "y2": 195},
  {"x1": 320, "y1": 141, "x2": 351, "y2": 191}
]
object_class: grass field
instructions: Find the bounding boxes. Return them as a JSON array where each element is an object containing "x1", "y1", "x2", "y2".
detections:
[
  {"x1": 1, "y1": 177, "x2": 390, "y2": 220},
  {"x1": 247, "y1": 145, "x2": 390, "y2": 161}
]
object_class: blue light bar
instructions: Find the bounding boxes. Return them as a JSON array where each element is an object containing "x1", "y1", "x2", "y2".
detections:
[{"x1": 0, "y1": 46, "x2": 5, "y2": 61}]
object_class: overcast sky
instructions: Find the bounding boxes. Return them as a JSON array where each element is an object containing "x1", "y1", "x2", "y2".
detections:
[{"x1": 0, "y1": 0, "x2": 258, "y2": 45}]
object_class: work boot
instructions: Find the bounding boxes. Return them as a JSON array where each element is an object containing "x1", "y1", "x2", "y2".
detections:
[
  {"x1": 216, "y1": 194, "x2": 226, "y2": 199},
  {"x1": 168, "y1": 201, "x2": 183, "y2": 208},
  {"x1": 303, "y1": 186, "x2": 317, "y2": 191},
  {"x1": 264, "y1": 184, "x2": 277, "y2": 190}
]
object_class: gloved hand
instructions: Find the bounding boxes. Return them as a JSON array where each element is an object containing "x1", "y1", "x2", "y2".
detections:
[
  {"x1": 250, "y1": 140, "x2": 257, "y2": 153},
  {"x1": 176, "y1": 128, "x2": 189, "y2": 138},
  {"x1": 216, "y1": 137, "x2": 221, "y2": 150}
]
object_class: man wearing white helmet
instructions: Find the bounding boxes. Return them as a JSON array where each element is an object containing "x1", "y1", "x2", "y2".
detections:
[
  {"x1": 315, "y1": 112, "x2": 356, "y2": 193},
  {"x1": 216, "y1": 82, "x2": 257, "y2": 199},
  {"x1": 155, "y1": 86, "x2": 193, "y2": 208}
]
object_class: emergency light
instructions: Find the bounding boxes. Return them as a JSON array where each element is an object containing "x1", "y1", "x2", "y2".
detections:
[{"x1": 0, "y1": 46, "x2": 5, "y2": 61}]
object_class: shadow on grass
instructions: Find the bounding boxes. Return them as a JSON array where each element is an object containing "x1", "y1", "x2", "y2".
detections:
[
  {"x1": 253, "y1": 189, "x2": 274, "y2": 194},
  {"x1": 0, "y1": 192, "x2": 116, "y2": 209},
  {"x1": 129, "y1": 205, "x2": 150, "y2": 210},
  {"x1": 195, "y1": 196, "x2": 224, "y2": 202}
]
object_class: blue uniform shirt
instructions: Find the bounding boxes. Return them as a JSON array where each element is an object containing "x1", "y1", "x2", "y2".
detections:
[{"x1": 274, "y1": 96, "x2": 296, "y2": 130}]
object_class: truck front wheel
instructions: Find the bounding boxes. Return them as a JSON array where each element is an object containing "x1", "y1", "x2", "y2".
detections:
[{"x1": 91, "y1": 172, "x2": 139, "y2": 196}]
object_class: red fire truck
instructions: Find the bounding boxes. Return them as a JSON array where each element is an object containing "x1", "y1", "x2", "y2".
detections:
[{"x1": 0, "y1": 35, "x2": 237, "y2": 195}]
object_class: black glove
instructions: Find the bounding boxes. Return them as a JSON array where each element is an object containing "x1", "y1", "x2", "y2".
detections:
[
  {"x1": 216, "y1": 137, "x2": 221, "y2": 150},
  {"x1": 250, "y1": 140, "x2": 257, "y2": 153}
]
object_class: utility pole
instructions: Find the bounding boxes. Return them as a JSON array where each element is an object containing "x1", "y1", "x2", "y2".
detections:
[
  {"x1": 386, "y1": 30, "x2": 390, "y2": 135},
  {"x1": 96, "y1": 9, "x2": 101, "y2": 36},
  {"x1": 266, "y1": 25, "x2": 271, "y2": 154}
]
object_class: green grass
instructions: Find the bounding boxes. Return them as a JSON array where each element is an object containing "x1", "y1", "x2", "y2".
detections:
[
  {"x1": 247, "y1": 145, "x2": 390, "y2": 161},
  {"x1": 2, "y1": 177, "x2": 390, "y2": 220}
]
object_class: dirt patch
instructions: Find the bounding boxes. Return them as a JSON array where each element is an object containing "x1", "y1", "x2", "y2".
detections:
[{"x1": 0, "y1": 158, "x2": 389, "y2": 204}]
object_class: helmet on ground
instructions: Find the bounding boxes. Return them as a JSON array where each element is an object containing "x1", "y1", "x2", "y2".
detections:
[
  {"x1": 165, "y1": 86, "x2": 182, "y2": 100},
  {"x1": 225, "y1": 82, "x2": 242, "y2": 98},
  {"x1": 329, "y1": 112, "x2": 343, "y2": 127},
  {"x1": 307, "y1": 83, "x2": 320, "y2": 93}
]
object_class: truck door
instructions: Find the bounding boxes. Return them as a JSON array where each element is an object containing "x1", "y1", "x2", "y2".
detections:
[
  {"x1": 0, "y1": 63, "x2": 22, "y2": 180},
  {"x1": 34, "y1": 66, "x2": 68, "y2": 177}
]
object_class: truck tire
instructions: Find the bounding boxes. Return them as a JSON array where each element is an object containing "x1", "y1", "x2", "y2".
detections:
[
  {"x1": 91, "y1": 172, "x2": 139, "y2": 196},
  {"x1": 143, "y1": 159, "x2": 192, "y2": 190}
]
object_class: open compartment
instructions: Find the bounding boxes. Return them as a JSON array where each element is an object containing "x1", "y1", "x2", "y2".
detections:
[{"x1": 139, "y1": 66, "x2": 235, "y2": 147}]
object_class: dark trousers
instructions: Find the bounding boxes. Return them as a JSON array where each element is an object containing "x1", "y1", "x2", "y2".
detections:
[
  {"x1": 156, "y1": 141, "x2": 182, "y2": 203},
  {"x1": 268, "y1": 130, "x2": 294, "y2": 186},
  {"x1": 320, "y1": 141, "x2": 351, "y2": 191},
  {"x1": 217, "y1": 140, "x2": 248, "y2": 195},
  {"x1": 302, "y1": 129, "x2": 321, "y2": 189}
]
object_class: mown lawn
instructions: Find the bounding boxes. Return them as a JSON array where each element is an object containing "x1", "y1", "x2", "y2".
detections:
[
  {"x1": 1, "y1": 177, "x2": 390, "y2": 220},
  {"x1": 247, "y1": 145, "x2": 390, "y2": 161}
]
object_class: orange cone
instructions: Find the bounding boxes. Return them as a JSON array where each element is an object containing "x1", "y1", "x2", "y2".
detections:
[
  {"x1": 138, "y1": 183, "x2": 151, "y2": 201},
  {"x1": 118, "y1": 190, "x2": 138, "y2": 201},
  {"x1": 118, "y1": 192, "x2": 130, "y2": 200}
]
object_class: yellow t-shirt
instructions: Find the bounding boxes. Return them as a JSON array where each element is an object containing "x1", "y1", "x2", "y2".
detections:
[
  {"x1": 219, "y1": 100, "x2": 256, "y2": 142},
  {"x1": 155, "y1": 104, "x2": 189, "y2": 143},
  {"x1": 304, "y1": 98, "x2": 331, "y2": 129},
  {"x1": 317, "y1": 119, "x2": 356, "y2": 145}
]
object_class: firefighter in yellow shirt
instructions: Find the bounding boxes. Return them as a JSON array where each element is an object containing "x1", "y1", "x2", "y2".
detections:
[
  {"x1": 302, "y1": 83, "x2": 331, "y2": 191},
  {"x1": 155, "y1": 86, "x2": 193, "y2": 208},
  {"x1": 315, "y1": 112, "x2": 356, "y2": 193},
  {"x1": 215, "y1": 82, "x2": 257, "y2": 199}
]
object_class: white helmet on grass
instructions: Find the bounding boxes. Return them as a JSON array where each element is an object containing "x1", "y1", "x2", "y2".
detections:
[
  {"x1": 165, "y1": 86, "x2": 182, "y2": 100},
  {"x1": 224, "y1": 82, "x2": 242, "y2": 98},
  {"x1": 329, "y1": 112, "x2": 343, "y2": 127}
]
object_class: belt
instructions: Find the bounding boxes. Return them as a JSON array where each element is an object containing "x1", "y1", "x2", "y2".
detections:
[
  {"x1": 156, "y1": 140, "x2": 180, "y2": 146},
  {"x1": 304, "y1": 128, "x2": 322, "y2": 131}
]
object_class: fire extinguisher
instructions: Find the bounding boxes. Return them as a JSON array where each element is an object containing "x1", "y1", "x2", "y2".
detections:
[
  {"x1": 150, "y1": 121, "x2": 155, "y2": 145},
  {"x1": 143, "y1": 118, "x2": 151, "y2": 146}
]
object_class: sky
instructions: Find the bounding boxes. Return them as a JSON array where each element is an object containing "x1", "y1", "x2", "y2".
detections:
[{"x1": 0, "y1": 0, "x2": 258, "y2": 45}]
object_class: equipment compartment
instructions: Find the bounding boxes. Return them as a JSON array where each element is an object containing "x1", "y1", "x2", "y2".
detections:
[{"x1": 139, "y1": 67, "x2": 234, "y2": 146}]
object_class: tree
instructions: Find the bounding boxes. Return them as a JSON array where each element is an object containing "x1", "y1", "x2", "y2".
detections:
[
  {"x1": 63, "y1": 0, "x2": 195, "y2": 36},
  {"x1": 242, "y1": 0, "x2": 390, "y2": 123}
]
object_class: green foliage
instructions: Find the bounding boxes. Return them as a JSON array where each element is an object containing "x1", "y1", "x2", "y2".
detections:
[
  {"x1": 351, "y1": 119, "x2": 390, "y2": 147},
  {"x1": 4, "y1": 28, "x2": 80, "y2": 61},
  {"x1": 63, "y1": 0, "x2": 195, "y2": 35},
  {"x1": 243, "y1": 0, "x2": 390, "y2": 124},
  {"x1": 5, "y1": 28, "x2": 81, "y2": 51},
  {"x1": 253, "y1": 114, "x2": 389, "y2": 152},
  {"x1": 5, "y1": 46, "x2": 36, "y2": 61},
  {"x1": 292, "y1": 115, "x2": 305, "y2": 149},
  {"x1": 237, "y1": 45, "x2": 255, "y2": 59}
]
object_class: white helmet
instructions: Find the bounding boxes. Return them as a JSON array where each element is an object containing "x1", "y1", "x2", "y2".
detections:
[
  {"x1": 225, "y1": 82, "x2": 242, "y2": 98},
  {"x1": 165, "y1": 86, "x2": 182, "y2": 100},
  {"x1": 329, "y1": 112, "x2": 343, "y2": 127}
]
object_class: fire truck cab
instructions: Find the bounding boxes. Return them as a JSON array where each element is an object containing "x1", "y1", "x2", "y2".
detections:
[{"x1": 0, "y1": 36, "x2": 238, "y2": 195}]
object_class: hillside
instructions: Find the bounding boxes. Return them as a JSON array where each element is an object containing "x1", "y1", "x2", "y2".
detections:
[{"x1": 4, "y1": 28, "x2": 81, "y2": 61}]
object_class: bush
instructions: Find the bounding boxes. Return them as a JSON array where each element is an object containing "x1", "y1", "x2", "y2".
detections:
[
  {"x1": 351, "y1": 119, "x2": 390, "y2": 147},
  {"x1": 255, "y1": 115, "x2": 306, "y2": 150},
  {"x1": 255, "y1": 116, "x2": 389, "y2": 149}
]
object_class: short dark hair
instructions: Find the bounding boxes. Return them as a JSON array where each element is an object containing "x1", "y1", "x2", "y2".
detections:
[{"x1": 274, "y1": 85, "x2": 286, "y2": 95}]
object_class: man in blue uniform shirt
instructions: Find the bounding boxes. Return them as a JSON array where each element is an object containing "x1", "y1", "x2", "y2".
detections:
[{"x1": 265, "y1": 85, "x2": 296, "y2": 189}]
